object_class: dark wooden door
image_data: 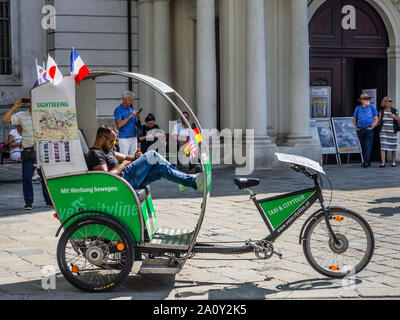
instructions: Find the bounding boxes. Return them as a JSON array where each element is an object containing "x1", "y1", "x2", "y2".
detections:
[
  {"x1": 353, "y1": 59, "x2": 388, "y2": 161},
  {"x1": 309, "y1": 0, "x2": 389, "y2": 116}
]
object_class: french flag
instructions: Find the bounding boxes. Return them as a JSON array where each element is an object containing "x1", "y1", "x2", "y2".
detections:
[{"x1": 70, "y1": 48, "x2": 90, "y2": 84}]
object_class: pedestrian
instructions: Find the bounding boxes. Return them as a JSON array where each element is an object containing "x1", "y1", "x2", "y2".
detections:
[
  {"x1": 7, "y1": 125, "x2": 22, "y2": 162},
  {"x1": 114, "y1": 90, "x2": 141, "y2": 155},
  {"x1": 138, "y1": 113, "x2": 164, "y2": 153},
  {"x1": 2, "y1": 98, "x2": 53, "y2": 210},
  {"x1": 171, "y1": 111, "x2": 191, "y2": 169},
  {"x1": 85, "y1": 125, "x2": 203, "y2": 191},
  {"x1": 378, "y1": 97, "x2": 400, "y2": 167},
  {"x1": 352, "y1": 93, "x2": 379, "y2": 168}
]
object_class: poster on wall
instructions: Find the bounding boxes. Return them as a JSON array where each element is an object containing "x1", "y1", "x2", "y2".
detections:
[
  {"x1": 310, "y1": 86, "x2": 331, "y2": 118},
  {"x1": 331, "y1": 117, "x2": 362, "y2": 155}
]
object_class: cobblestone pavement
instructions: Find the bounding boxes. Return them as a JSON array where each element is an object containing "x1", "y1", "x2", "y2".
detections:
[{"x1": 0, "y1": 162, "x2": 399, "y2": 300}]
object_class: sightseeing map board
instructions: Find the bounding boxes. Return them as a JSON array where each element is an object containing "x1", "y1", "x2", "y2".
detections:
[
  {"x1": 31, "y1": 76, "x2": 87, "y2": 176},
  {"x1": 331, "y1": 117, "x2": 363, "y2": 160}
]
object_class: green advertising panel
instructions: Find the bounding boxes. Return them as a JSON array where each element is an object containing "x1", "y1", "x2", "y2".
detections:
[
  {"x1": 141, "y1": 196, "x2": 158, "y2": 240},
  {"x1": 47, "y1": 173, "x2": 142, "y2": 241},
  {"x1": 259, "y1": 190, "x2": 315, "y2": 229},
  {"x1": 204, "y1": 155, "x2": 212, "y2": 194}
]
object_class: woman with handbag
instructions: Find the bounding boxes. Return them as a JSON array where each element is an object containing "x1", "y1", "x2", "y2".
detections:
[{"x1": 378, "y1": 97, "x2": 400, "y2": 167}]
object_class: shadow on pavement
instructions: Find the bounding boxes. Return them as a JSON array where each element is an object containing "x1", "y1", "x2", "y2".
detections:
[
  {"x1": 367, "y1": 197, "x2": 400, "y2": 217},
  {"x1": 0, "y1": 272, "x2": 360, "y2": 300}
]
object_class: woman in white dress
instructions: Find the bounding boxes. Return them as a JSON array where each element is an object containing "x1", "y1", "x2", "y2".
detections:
[
  {"x1": 8, "y1": 125, "x2": 22, "y2": 162},
  {"x1": 378, "y1": 97, "x2": 400, "y2": 167}
]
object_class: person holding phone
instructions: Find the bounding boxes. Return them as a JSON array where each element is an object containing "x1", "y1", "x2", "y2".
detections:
[
  {"x1": 114, "y1": 90, "x2": 141, "y2": 155},
  {"x1": 2, "y1": 98, "x2": 52, "y2": 210}
]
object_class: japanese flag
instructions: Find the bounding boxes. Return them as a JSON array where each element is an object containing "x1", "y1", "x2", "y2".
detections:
[{"x1": 46, "y1": 55, "x2": 64, "y2": 85}]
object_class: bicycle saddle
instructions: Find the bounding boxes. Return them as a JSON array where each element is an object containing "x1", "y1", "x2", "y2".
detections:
[{"x1": 233, "y1": 178, "x2": 260, "y2": 189}]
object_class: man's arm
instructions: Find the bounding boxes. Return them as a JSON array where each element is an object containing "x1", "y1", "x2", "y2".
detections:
[
  {"x1": 353, "y1": 118, "x2": 359, "y2": 130},
  {"x1": 92, "y1": 161, "x2": 131, "y2": 176},
  {"x1": 114, "y1": 149, "x2": 143, "y2": 163},
  {"x1": 2, "y1": 99, "x2": 23, "y2": 123},
  {"x1": 115, "y1": 111, "x2": 136, "y2": 129},
  {"x1": 371, "y1": 115, "x2": 379, "y2": 128}
]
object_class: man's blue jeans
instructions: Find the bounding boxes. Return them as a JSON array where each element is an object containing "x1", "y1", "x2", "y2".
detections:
[
  {"x1": 21, "y1": 153, "x2": 51, "y2": 206},
  {"x1": 357, "y1": 128, "x2": 374, "y2": 165},
  {"x1": 121, "y1": 150, "x2": 197, "y2": 189}
]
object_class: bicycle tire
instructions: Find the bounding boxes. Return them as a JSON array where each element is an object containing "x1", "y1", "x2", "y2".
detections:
[
  {"x1": 57, "y1": 216, "x2": 135, "y2": 292},
  {"x1": 302, "y1": 208, "x2": 374, "y2": 279}
]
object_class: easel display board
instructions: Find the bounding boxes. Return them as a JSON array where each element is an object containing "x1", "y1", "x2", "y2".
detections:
[
  {"x1": 331, "y1": 117, "x2": 363, "y2": 163},
  {"x1": 311, "y1": 118, "x2": 341, "y2": 165}
]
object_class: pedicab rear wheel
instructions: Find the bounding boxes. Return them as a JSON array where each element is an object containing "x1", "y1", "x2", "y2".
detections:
[{"x1": 57, "y1": 216, "x2": 135, "y2": 292}]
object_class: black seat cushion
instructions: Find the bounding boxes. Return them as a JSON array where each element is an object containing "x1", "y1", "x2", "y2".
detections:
[
  {"x1": 233, "y1": 178, "x2": 260, "y2": 189},
  {"x1": 135, "y1": 186, "x2": 151, "y2": 202}
]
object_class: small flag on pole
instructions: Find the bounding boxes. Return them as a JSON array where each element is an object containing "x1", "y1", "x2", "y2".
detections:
[
  {"x1": 70, "y1": 48, "x2": 90, "y2": 84},
  {"x1": 189, "y1": 136, "x2": 198, "y2": 159},
  {"x1": 46, "y1": 55, "x2": 64, "y2": 85},
  {"x1": 34, "y1": 59, "x2": 49, "y2": 87},
  {"x1": 191, "y1": 123, "x2": 202, "y2": 143}
]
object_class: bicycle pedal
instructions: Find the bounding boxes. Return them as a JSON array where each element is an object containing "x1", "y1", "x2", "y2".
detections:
[{"x1": 273, "y1": 250, "x2": 283, "y2": 259}]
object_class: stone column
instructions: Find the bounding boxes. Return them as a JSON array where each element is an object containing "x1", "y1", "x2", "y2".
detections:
[
  {"x1": 138, "y1": 0, "x2": 154, "y2": 115},
  {"x1": 246, "y1": 0, "x2": 268, "y2": 138},
  {"x1": 243, "y1": 0, "x2": 276, "y2": 170},
  {"x1": 153, "y1": 0, "x2": 172, "y2": 130},
  {"x1": 281, "y1": 0, "x2": 321, "y2": 162},
  {"x1": 196, "y1": 0, "x2": 217, "y2": 130},
  {"x1": 287, "y1": 0, "x2": 312, "y2": 144},
  {"x1": 387, "y1": 46, "x2": 400, "y2": 161}
]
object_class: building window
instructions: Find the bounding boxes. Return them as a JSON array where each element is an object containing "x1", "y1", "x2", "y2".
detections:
[{"x1": 0, "y1": 0, "x2": 11, "y2": 75}]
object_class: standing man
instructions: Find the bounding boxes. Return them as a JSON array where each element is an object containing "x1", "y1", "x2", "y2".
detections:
[
  {"x1": 2, "y1": 98, "x2": 52, "y2": 210},
  {"x1": 114, "y1": 90, "x2": 141, "y2": 155},
  {"x1": 353, "y1": 93, "x2": 379, "y2": 168}
]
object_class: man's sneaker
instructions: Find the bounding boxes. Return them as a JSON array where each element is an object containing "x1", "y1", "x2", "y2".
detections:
[
  {"x1": 32, "y1": 175, "x2": 41, "y2": 184},
  {"x1": 178, "y1": 184, "x2": 189, "y2": 191},
  {"x1": 24, "y1": 204, "x2": 33, "y2": 210},
  {"x1": 178, "y1": 173, "x2": 204, "y2": 191},
  {"x1": 45, "y1": 202, "x2": 53, "y2": 208},
  {"x1": 195, "y1": 172, "x2": 204, "y2": 192}
]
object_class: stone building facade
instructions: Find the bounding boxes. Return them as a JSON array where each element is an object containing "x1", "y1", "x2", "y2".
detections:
[{"x1": 2, "y1": 0, "x2": 400, "y2": 167}]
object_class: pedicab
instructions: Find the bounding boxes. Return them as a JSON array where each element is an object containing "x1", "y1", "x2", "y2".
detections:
[{"x1": 31, "y1": 72, "x2": 374, "y2": 293}]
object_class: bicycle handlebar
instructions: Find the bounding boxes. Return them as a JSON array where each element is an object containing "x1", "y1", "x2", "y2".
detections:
[{"x1": 290, "y1": 164, "x2": 314, "y2": 179}]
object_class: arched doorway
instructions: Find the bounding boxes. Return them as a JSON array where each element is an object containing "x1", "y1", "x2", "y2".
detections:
[{"x1": 309, "y1": 0, "x2": 389, "y2": 161}]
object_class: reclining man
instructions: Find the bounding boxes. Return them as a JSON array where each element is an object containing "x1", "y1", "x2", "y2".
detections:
[{"x1": 85, "y1": 125, "x2": 203, "y2": 191}]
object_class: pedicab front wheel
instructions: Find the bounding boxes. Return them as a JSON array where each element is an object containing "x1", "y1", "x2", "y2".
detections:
[
  {"x1": 57, "y1": 216, "x2": 135, "y2": 292},
  {"x1": 302, "y1": 208, "x2": 374, "y2": 279}
]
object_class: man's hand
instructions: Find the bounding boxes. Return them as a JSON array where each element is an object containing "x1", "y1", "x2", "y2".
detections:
[
  {"x1": 135, "y1": 148, "x2": 143, "y2": 160},
  {"x1": 13, "y1": 99, "x2": 23, "y2": 110},
  {"x1": 130, "y1": 110, "x2": 137, "y2": 118},
  {"x1": 2, "y1": 99, "x2": 23, "y2": 123}
]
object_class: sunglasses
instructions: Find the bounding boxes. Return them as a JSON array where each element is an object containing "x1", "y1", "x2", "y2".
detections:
[
  {"x1": 388, "y1": 99, "x2": 393, "y2": 102},
  {"x1": 361, "y1": 97, "x2": 370, "y2": 100},
  {"x1": 105, "y1": 136, "x2": 116, "y2": 146}
]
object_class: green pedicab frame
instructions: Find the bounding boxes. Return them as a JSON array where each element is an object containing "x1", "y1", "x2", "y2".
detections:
[{"x1": 33, "y1": 71, "x2": 211, "y2": 269}]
